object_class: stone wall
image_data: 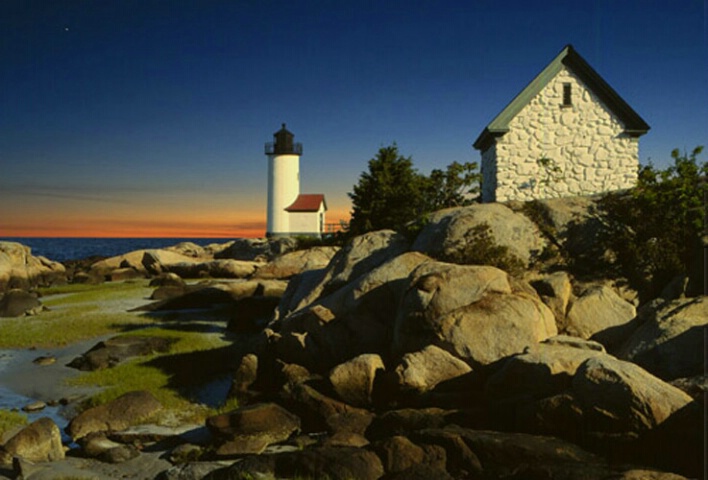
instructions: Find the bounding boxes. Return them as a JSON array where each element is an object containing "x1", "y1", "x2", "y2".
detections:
[{"x1": 482, "y1": 66, "x2": 639, "y2": 202}]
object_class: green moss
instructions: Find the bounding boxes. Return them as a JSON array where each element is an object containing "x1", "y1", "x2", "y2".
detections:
[
  {"x1": 0, "y1": 282, "x2": 157, "y2": 348},
  {"x1": 0, "y1": 409, "x2": 27, "y2": 437}
]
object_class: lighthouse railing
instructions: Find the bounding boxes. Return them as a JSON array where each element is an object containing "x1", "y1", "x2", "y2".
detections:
[{"x1": 265, "y1": 142, "x2": 303, "y2": 155}]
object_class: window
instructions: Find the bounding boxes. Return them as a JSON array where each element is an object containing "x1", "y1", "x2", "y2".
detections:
[{"x1": 562, "y1": 83, "x2": 572, "y2": 106}]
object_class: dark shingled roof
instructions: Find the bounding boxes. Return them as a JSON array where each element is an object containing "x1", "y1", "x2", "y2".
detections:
[
  {"x1": 473, "y1": 44, "x2": 650, "y2": 152},
  {"x1": 285, "y1": 194, "x2": 327, "y2": 212}
]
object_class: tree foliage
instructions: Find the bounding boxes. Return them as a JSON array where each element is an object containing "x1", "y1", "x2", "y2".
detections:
[
  {"x1": 347, "y1": 144, "x2": 480, "y2": 237},
  {"x1": 596, "y1": 146, "x2": 706, "y2": 299}
]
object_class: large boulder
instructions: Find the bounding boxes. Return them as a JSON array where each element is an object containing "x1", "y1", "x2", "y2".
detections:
[
  {"x1": 485, "y1": 336, "x2": 606, "y2": 405},
  {"x1": 215, "y1": 237, "x2": 297, "y2": 262},
  {"x1": 67, "y1": 335, "x2": 175, "y2": 371},
  {"x1": 272, "y1": 251, "x2": 430, "y2": 370},
  {"x1": 329, "y1": 353, "x2": 385, "y2": 408},
  {"x1": 254, "y1": 246, "x2": 339, "y2": 280},
  {"x1": 206, "y1": 447, "x2": 384, "y2": 480},
  {"x1": 66, "y1": 390, "x2": 163, "y2": 440},
  {"x1": 412, "y1": 203, "x2": 546, "y2": 266},
  {"x1": 0, "y1": 289, "x2": 43, "y2": 317},
  {"x1": 531, "y1": 271, "x2": 574, "y2": 329},
  {"x1": 0, "y1": 418, "x2": 64, "y2": 464},
  {"x1": 393, "y1": 261, "x2": 557, "y2": 366},
  {"x1": 161, "y1": 259, "x2": 261, "y2": 279},
  {"x1": 572, "y1": 356, "x2": 693, "y2": 434},
  {"x1": 206, "y1": 403, "x2": 301, "y2": 456},
  {"x1": 565, "y1": 285, "x2": 637, "y2": 346},
  {"x1": 395, "y1": 345, "x2": 472, "y2": 393},
  {"x1": 90, "y1": 249, "x2": 195, "y2": 278},
  {"x1": 0, "y1": 241, "x2": 66, "y2": 292},
  {"x1": 617, "y1": 297, "x2": 707, "y2": 380},
  {"x1": 276, "y1": 230, "x2": 410, "y2": 318}
]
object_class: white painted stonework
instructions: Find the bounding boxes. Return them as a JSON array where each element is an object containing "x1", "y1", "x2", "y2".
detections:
[
  {"x1": 267, "y1": 153, "x2": 300, "y2": 235},
  {"x1": 482, "y1": 65, "x2": 639, "y2": 203}
]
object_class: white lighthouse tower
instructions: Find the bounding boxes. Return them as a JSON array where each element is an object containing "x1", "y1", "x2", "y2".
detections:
[{"x1": 265, "y1": 124, "x2": 302, "y2": 237}]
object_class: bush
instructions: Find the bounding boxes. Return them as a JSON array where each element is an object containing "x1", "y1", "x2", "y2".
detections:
[
  {"x1": 596, "y1": 146, "x2": 706, "y2": 299},
  {"x1": 437, "y1": 223, "x2": 525, "y2": 275}
]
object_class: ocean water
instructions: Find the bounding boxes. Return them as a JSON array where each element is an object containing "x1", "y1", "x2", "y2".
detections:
[{"x1": 0, "y1": 237, "x2": 234, "y2": 263}]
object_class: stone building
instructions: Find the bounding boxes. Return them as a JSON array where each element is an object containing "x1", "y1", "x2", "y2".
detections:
[{"x1": 473, "y1": 44, "x2": 650, "y2": 203}]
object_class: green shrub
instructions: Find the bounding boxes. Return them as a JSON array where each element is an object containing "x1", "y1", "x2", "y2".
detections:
[{"x1": 437, "y1": 223, "x2": 525, "y2": 275}]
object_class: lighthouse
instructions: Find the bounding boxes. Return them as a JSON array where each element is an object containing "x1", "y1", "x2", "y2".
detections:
[{"x1": 265, "y1": 124, "x2": 326, "y2": 238}]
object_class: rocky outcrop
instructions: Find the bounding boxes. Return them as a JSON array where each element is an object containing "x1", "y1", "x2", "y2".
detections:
[
  {"x1": 329, "y1": 353, "x2": 385, "y2": 408},
  {"x1": 412, "y1": 203, "x2": 546, "y2": 266},
  {"x1": 566, "y1": 285, "x2": 637, "y2": 345},
  {"x1": 0, "y1": 241, "x2": 66, "y2": 292},
  {"x1": 394, "y1": 261, "x2": 556, "y2": 366},
  {"x1": 66, "y1": 390, "x2": 163, "y2": 440},
  {"x1": 272, "y1": 251, "x2": 429, "y2": 370},
  {"x1": 67, "y1": 335, "x2": 175, "y2": 371},
  {"x1": 214, "y1": 237, "x2": 298, "y2": 262},
  {"x1": 206, "y1": 403, "x2": 301, "y2": 455},
  {"x1": 0, "y1": 418, "x2": 64, "y2": 464},
  {"x1": 617, "y1": 297, "x2": 707, "y2": 380},
  {"x1": 572, "y1": 356, "x2": 693, "y2": 434},
  {"x1": 394, "y1": 345, "x2": 472, "y2": 393},
  {"x1": 254, "y1": 246, "x2": 339, "y2": 280},
  {"x1": 276, "y1": 230, "x2": 410, "y2": 319},
  {"x1": 0, "y1": 289, "x2": 44, "y2": 317}
]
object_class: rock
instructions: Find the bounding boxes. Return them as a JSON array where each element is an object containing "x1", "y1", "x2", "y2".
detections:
[
  {"x1": 328, "y1": 353, "x2": 385, "y2": 407},
  {"x1": 163, "y1": 259, "x2": 261, "y2": 279},
  {"x1": 395, "y1": 345, "x2": 472, "y2": 393},
  {"x1": 66, "y1": 390, "x2": 163, "y2": 440},
  {"x1": 109, "y1": 267, "x2": 145, "y2": 281},
  {"x1": 140, "y1": 249, "x2": 208, "y2": 275},
  {"x1": 526, "y1": 195, "x2": 602, "y2": 257},
  {"x1": 0, "y1": 241, "x2": 66, "y2": 292},
  {"x1": 276, "y1": 230, "x2": 410, "y2": 317},
  {"x1": 617, "y1": 297, "x2": 707, "y2": 380},
  {"x1": 164, "y1": 241, "x2": 209, "y2": 258},
  {"x1": 100, "y1": 444, "x2": 140, "y2": 463},
  {"x1": 485, "y1": 338, "x2": 607, "y2": 405},
  {"x1": 385, "y1": 464, "x2": 454, "y2": 480},
  {"x1": 32, "y1": 355, "x2": 56, "y2": 366},
  {"x1": 80, "y1": 432, "x2": 124, "y2": 458},
  {"x1": 669, "y1": 375, "x2": 707, "y2": 400},
  {"x1": 281, "y1": 381, "x2": 373, "y2": 436},
  {"x1": 158, "y1": 462, "x2": 225, "y2": 480},
  {"x1": 206, "y1": 403, "x2": 300, "y2": 455},
  {"x1": 394, "y1": 260, "x2": 557, "y2": 366},
  {"x1": 254, "y1": 246, "x2": 339, "y2": 279},
  {"x1": 274, "y1": 251, "x2": 430, "y2": 371},
  {"x1": 0, "y1": 289, "x2": 43, "y2": 317},
  {"x1": 566, "y1": 285, "x2": 637, "y2": 346},
  {"x1": 67, "y1": 335, "x2": 175, "y2": 371},
  {"x1": 412, "y1": 203, "x2": 546, "y2": 266},
  {"x1": 134, "y1": 285, "x2": 234, "y2": 311},
  {"x1": 1, "y1": 418, "x2": 64, "y2": 463},
  {"x1": 531, "y1": 271, "x2": 573, "y2": 329},
  {"x1": 149, "y1": 272, "x2": 186, "y2": 287},
  {"x1": 571, "y1": 356, "x2": 693, "y2": 434},
  {"x1": 228, "y1": 354, "x2": 258, "y2": 400},
  {"x1": 225, "y1": 279, "x2": 289, "y2": 299},
  {"x1": 366, "y1": 408, "x2": 452, "y2": 440},
  {"x1": 22, "y1": 401, "x2": 46, "y2": 412},
  {"x1": 227, "y1": 296, "x2": 280, "y2": 332},
  {"x1": 373, "y1": 435, "x2": 427, "y2": 473},
  {"x1": 206, "y1": 447, "x2": 384, "y2": 480},
  {"x1": 215, "y1": 237, "x2": 298, "y2": 261}
]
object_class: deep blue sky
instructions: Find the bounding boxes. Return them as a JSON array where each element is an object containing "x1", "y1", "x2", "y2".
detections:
[{"x1": 1, "y1": 0, "x2": 706, "y2": 236}]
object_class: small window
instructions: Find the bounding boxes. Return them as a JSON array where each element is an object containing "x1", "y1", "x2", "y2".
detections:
[{"x1": 562, "y1": 83, "x2": 572, "y2": 106}]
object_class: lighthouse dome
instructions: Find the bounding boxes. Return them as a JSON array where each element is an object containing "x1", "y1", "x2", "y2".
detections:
[{"x1": 265, "y1": 123, "x2": 303, "y2": 155}]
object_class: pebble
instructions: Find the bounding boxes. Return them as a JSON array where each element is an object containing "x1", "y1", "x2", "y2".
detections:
[
  {"x1": 33, "y1": 355, "x2": 57, "y2": 366},
  {"x1": 22, "y1": 400, "x2": 47, "y2": 412}
]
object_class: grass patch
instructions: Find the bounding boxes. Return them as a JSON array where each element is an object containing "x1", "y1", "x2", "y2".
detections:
[
  {"x1": 0, "y1": 281, "x2": 157, "y2": 348},
  {"x1": 68, "y1": 326, "x2": 239, "y2": 423},
  {"x1": 0, "y1": 409, "x2": 27, "y2": 438}
]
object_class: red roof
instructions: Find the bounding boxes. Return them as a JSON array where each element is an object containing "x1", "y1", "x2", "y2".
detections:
[{"x1": 285, "y1": 194, "x2": 327, "y2": 212}]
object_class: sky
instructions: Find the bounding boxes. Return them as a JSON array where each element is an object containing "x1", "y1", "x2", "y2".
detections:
[{"x1": 1, "y1": 0, "x2": 706, "y2": 238}]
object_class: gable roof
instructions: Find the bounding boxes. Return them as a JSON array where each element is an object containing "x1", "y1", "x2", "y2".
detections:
[
  {"x1": 473, "y1": 44, "x2": 650, "y2": 151},
  {"x1": 285, "y1": 194, "x2": 327, "y2": 212}
]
